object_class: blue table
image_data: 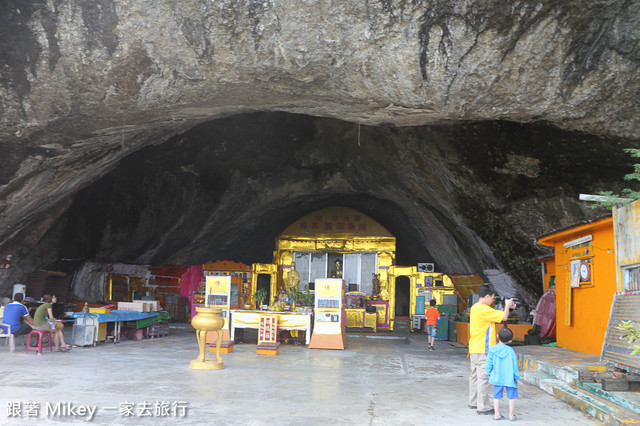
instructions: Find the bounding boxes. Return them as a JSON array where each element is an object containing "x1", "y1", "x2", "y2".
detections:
[
  {"x1": 71, "y1": 310, "x2": 160, "y2": 343},
  {"x1": 71, "y1": 310, "x2": 159, "y2": 322}
]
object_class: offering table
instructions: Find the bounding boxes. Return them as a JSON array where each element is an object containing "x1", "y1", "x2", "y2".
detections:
[{"x1": 230, "y1": 310, "x2": 313, "y2": 345}]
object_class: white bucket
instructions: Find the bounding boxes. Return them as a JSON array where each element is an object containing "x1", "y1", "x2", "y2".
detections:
[{"x1": 12, "y1": 283, "x2": 26, "y2": 299}]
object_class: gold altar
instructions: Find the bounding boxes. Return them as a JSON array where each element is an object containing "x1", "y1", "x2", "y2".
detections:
[{"x1": 248, "y1": 206, "x2": 457, "y2": 331}]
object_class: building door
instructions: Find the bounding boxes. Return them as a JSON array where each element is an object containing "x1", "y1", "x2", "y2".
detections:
[
  {"x1": 257, "y1": 274, "x2": 271, "y2": 306},
  {"x1": 395, "y1": 276, "x2": 410, "y2": 317}
]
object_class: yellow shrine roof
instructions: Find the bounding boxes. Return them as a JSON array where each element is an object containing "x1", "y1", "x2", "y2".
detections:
[{"x1": 279, "y1": 206, "x2": 394, "y2": 239}]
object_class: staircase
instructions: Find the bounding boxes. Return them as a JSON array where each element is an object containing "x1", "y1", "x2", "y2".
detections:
[
  {"x1": 518, "y1": 351, "x2": 640, "y2": 425},
  {"x1": 394, "y1": 316, "x2": 411, "y2": 333}
]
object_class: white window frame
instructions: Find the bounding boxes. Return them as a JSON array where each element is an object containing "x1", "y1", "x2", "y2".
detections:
[
  {"x1": 292, "y1": 251, "x2": 377, "y2": 293},
  {"x1": 623, "y1": 264, "x2": 640, "y2": 291},
  {"x1": 563, "y1": 234, "x2": 593, "y2": 248}
]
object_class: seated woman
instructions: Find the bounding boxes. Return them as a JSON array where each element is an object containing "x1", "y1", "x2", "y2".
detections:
[{"x1": 33, "y1": 294, "x2": 71, "y2": 352}]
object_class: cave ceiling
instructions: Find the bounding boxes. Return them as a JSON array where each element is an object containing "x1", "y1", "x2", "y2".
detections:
[{"x1": 1, "y1": 1, "x2": 639, "y2": 302}]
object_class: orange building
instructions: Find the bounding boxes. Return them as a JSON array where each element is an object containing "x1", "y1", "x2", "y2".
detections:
[
  {"x1": 535, "y1": 255, "x2": 556, "y2": 292},
  {"x1": 538, "y1": 216, "x2": 616, "y2": 355}
]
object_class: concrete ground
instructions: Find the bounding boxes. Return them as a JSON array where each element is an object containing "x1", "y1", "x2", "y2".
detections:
[{"x1": 0, "y1": 324, "x2": 597, "y2": 425}]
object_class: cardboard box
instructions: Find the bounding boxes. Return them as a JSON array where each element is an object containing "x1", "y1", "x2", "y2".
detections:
[
  {"x1": 147, "y1": 300, "x2": 160, "y2": 311},
  {"x1": 131, "y1": 300, "x2": 160, "y2": 312},
  {"x1": 117, "y1": 302, "x2": 145, "y2": 312}
]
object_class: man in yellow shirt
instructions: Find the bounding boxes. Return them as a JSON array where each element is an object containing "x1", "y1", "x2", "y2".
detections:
[{"x1": 469, "y1": 285, "x2": 514, "y2": 415}]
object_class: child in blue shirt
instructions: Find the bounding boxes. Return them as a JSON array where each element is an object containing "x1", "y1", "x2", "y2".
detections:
[{"x1": 486, "y1": 327, "x2": 521, "y2": 421}]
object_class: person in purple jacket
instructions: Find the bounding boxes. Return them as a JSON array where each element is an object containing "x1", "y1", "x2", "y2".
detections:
[{"x1": 486, "y1": 327, "x2": 522, "y2": 421}]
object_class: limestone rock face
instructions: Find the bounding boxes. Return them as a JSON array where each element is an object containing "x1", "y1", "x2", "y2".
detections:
[
  {"x1": 0, "y1": 1, "x2": 639, "y2": 301},
  {"x1": 2, "y1": 1, "x2": 638, "y2": 139}
]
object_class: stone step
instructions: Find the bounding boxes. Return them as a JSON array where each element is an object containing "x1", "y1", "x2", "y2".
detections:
[
  {"x1": 522, "y1": 364, "x2": 640, "y2": 425},
  {"x1": 523, "y1": 369, "x2": 567, "y2": 394},
  {"x1": 557, "y1": 382, "x2": 640, "y2": 426},
  {"x1": 519, "y1": 353, "x2": 580, "y2": 384},
  {"x1": 523, "y1": 370, "x2": 610, "y2": 422},
  {"x1": 579, "y1": 382, "x2": 640, "y2": 415}
]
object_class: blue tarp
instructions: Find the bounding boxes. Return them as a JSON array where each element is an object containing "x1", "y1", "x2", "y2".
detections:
[{"x1": 71, "y1": 310, "x2": 159, "y2": 323}]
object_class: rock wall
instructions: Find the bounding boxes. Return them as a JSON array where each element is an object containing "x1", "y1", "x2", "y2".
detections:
[{"x1": 0, "y1": 1, "x2": 639, "y2": 300}]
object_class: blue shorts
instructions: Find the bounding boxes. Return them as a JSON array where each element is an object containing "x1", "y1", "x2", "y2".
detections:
[
  {"x1": 493, "y1": 385, "x2": 518, "y2": 400},
  {"x1": 427, "y1": 325, "x2": 437, "y2": 338}
]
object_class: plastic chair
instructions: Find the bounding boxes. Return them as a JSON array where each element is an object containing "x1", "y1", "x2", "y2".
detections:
[
  {"x1": 0, "y1": 323, "x2": 15, "y2": 352},
  {"x1": 26, "y1": 330, "x2": 53, "y2": 354}
]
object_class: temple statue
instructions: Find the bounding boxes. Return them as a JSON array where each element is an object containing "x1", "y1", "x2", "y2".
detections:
[
  {"x1": 331, "y1": 260, "x2": 343, "y2": 278},
  {"x1": 372, "y1": 273, "x2": 380, "y2": 298},
  {"x1": 286, "y1": 263, "x2": 301, "y2": 290},
  {"x1": 379, "y1": 279, "x2": 389, "y2": 300}
]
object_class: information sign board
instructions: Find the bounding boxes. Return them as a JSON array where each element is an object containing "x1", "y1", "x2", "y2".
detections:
[
  {"x1": 205, "y1": 275, "x2": 231, "y2": 337},
  {"x1": 309, "y1": 278, "x2": 346, "y2": 350}
]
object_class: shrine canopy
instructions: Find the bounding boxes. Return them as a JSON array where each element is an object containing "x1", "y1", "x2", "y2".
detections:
[
  {"x1": 277, "y1": 206, "x2": 396, "y2": 252},
  {"x1": 275, "y1": 206, "x2": 396, "y2": 294}
]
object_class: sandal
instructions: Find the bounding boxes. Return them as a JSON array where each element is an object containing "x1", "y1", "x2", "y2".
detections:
[{"x1": 60, "y1": 347, "x2": 69, "y2": 352}]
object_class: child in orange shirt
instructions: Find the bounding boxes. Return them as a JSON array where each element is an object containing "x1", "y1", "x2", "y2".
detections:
[{"x1": 426, "y1": 299, "x2": 441, "y2": 351}]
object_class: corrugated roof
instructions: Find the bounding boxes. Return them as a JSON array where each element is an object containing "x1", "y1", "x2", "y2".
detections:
[
  {"x1": 448, "y1": 273, "x2": 486, "y2": 302},
  {"x1": 536, "y1": 213, "x2": 612, "y2": 240},
  {"x1": 483, "y1": 269, "x2": 518, "y2": 299}
]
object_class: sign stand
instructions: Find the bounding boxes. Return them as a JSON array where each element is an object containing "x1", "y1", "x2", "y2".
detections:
[
  {"x1": 257, "y1": 314, "x2": 280, "y2": 355},
  {"x1": 205, "y1": 275, "x2": 232, "y2": 343},
  {"x1": 309, "y1": 278, "x2": 347, "y2": 350}
]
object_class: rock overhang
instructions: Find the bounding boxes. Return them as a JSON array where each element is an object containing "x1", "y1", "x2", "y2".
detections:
[{"x1": 1, "y1": 1, "x2": 639, "y2": 301}]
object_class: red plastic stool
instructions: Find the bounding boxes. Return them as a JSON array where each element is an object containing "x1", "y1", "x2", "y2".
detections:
[{"x1": 26, "y1": 330, "x2": 53, "y2": 354}]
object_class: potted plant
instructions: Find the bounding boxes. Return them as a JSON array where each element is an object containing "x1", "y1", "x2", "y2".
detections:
[
  {"x1": 241, "y1": 290, "x2": 253, "y2": 310},
  {"x1": 253, "y1": 288, "x2": 269, "y2": 310},
  {"x1": 288, "y1": 286, "x2": 301, "y2": 305},
  {"x1": 299, "y1": 285, "x2": 315, "y2": 307}
]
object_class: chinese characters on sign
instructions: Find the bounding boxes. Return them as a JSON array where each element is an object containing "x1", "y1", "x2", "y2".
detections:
[
  {"x1": 258, "y1": 315, "x2": 278, "y2": 345},
  {"x1": 6, "y1": 401, "x2": 189, "y2": 421}
]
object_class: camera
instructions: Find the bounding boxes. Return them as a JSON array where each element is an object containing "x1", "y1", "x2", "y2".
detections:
[{"x1": 508, "y1": 297, "x2": 521, "y2": 309}]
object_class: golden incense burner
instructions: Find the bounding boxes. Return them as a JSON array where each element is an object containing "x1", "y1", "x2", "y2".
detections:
[{"x1": 189, "y1": 306, "x2": 225, "y2": 370}]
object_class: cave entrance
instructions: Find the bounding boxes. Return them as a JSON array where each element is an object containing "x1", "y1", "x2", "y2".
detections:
[{"x1": 394, "y1": 276, "x2": 410, "y2": 317}]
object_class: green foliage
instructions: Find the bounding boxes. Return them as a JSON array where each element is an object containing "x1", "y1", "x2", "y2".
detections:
[
  {"x1": 471, "y1": 209, "x2": 538, "y2": 279},
  {"x1": 617, "y1": 320, "x2": 640, "y2": 355},
  {"x1": 288, "y1": 285, "x2": 314, "y2": 306},
  {"x1": 593, "y1": 148, "x2": 640, "y2": 209},
  {"x1": 253, "y1": 288, "x2": 269, "y2": 305}
]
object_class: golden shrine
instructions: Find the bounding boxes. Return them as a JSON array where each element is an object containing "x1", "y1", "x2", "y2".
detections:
[
  {"x1": 249, "y1": 206, "x2": 456, "y2": 331},
  {"x1": 100, "y1": 207, "x2": 456, "y2": 335}
]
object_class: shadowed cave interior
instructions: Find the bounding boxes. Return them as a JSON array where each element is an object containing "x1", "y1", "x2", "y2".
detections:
[{"x1": 35, "y1": 112, "x2": 635, "y2": 303}]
